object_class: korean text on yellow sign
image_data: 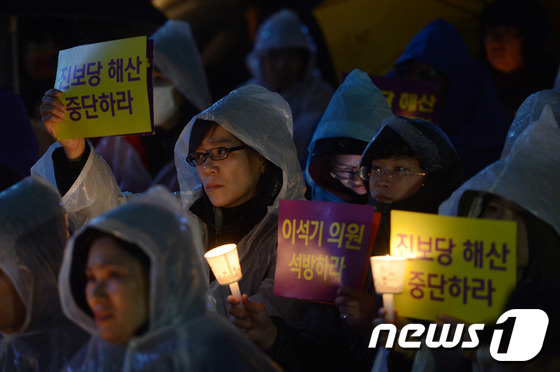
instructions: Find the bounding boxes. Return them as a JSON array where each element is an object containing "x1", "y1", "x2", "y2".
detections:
[
  {"x1": 54, "y1": 36, "x2": 152, "y2": 140},
  {"x1": 390, "y1": 210, "x2": 516, "y2": 324}
]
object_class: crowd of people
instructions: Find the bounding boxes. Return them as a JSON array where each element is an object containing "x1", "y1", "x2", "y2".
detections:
[{"x1": 1, "y1": 1, "x2": 560, "y2": 371}]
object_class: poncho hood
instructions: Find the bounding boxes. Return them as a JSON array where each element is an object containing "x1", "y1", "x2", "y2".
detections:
[{"x1": 60, "y1": 187, "x2": 208, "y2": 338}]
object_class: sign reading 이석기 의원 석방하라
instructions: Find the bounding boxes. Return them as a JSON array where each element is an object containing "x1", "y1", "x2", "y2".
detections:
[
  {"x1": 274, "y1": 200, "x2": 381, "y2": 303},
  {"x1": 54, "y1": 36, "x2": 154, "y2": 140},
  {"x1": 390, "y1": 210, "x2": 517, "y2": 324}
]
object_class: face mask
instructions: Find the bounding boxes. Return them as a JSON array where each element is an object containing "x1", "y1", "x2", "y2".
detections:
[{"x1": 153, "y1": 85, "x2": 179, "y2": 126}]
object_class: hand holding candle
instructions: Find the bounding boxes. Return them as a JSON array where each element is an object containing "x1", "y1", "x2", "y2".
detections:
[
  {"x1": 370, "y1": 255, "x2": 407, "y2": 322},
  {"x1": 204, "y1": 243, "x2": 244, "y2": 310}
]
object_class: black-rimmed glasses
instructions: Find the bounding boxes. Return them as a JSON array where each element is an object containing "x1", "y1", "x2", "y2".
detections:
[
  {"x1": 186, "y1": 145, "x2": 248, "y2": 167},
  {"x1": 359, "y1": 166, "x2": 426, "y2": 183}
]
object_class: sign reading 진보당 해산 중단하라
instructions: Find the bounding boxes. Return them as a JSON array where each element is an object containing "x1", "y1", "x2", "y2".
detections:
[
  {"x1": 274, "y1": 200, "x2": 381, "y2": 303},
  {"x1": 54, "y1": 36, "x2": 154, "y2": 140},
  {"x1": 389, "y1": 210, "x2": 517, "y2": 324}
]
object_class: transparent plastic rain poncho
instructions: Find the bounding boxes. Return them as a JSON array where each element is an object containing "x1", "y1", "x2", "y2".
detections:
[
  {"x1": 95, "y1": 19, "x2": 212, "y2": 193},
  {"x1": 245, "y1": 8, "x2": 334, "y2": 166},
  {"x1": 30, "y1": 84, "x2": 306, "y2": 324},
  {"x1": 439, "y1": 104, "x2": 560, "y2": 284},
  {"x1": 501, "y1": 88, "x2": 560, "y2": 158},
  {"x1": 31, "y1": 141, "x2": 127, "y2": 232},
  {"x1": 175, "y1": 84, "x2": 307, "y2": 325},
  {"x1": 150, "y1": 19, "x2": 212, "y2": 113},
  {"x1": 0, "y1": 176, "x2": 89, "y2": 371},
  {"x1": 305, "y1": 68, "x2": 393, "y2": 202},
  {"x1": 60, "y1": 187, "x2": 280, "y2": 371}
]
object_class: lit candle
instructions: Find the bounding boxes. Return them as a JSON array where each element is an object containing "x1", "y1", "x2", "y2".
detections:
[
  {"x1": 204, "y1": 243, "x2": 244, "y2": 310},
  {"x1": 370, "y1": 255, "x2": 407, "y2": 322}
]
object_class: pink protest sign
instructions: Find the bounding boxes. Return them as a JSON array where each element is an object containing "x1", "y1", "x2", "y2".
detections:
[{"x1": 274, "y1": 200, "x2": 381, "y2": 303}]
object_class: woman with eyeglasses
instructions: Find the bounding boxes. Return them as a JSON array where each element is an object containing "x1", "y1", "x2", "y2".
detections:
[
  {"x1": 243, "y1": 69, "x2": 394, "y2": 371},
  {"x1": 35, "y1": 83, "x2": 307, "y2": 345},
  {"x1": 332, "y1": 115, "x2": 464, "y2": 363},
  {"x1": 174, "y1": 84, "x2": 308, "y2": 324},
  {"x1": 359, "y1": 115, "x2": 463, "y2": 255},
  {"x1": 305, "y1": 68, "x2": 392, "y2": 204}
]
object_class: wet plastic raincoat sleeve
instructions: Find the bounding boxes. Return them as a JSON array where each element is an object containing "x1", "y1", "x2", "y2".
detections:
[{"x1": 31, "y1": 140, "x2": 126, "y2": 231}]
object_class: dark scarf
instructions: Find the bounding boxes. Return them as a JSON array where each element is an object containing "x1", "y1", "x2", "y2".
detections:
[{"x1": 190, "y1": 161, "x2": 283, "y2": 250}]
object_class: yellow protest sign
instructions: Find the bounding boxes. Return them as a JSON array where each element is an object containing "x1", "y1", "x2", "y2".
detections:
[
  {"x1": 54, "y1": 36, "x2": 153, "y2": 140},
  {"x1": 390, "y1": 210, "x2": 517, "y2": 324}
]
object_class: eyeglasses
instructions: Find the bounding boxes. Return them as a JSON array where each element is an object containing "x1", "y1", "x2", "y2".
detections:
[
  {"x1": 330, "y1": 167, "x2": 360, "y2": 180},
  {"x1": 186, "y1": 145, "x2": 248, "y2": 167},
  {"x1": 359, "y1": 166, "x2": 426, "y2": 183}
]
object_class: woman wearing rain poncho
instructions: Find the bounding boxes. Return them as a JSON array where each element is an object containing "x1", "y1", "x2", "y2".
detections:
[
  {"x1": 237, "y1": 68, "x2": 393, "y2": 371},
  {"x1": 0, "y1": 176, "x2": 89, "y2": 371},
  {"x1": 440, "y1": 89, "x2": 560, "y2": 286},
  {"x1": 305, "y1": 68, "x2": 392, "y2": 203},
  {"x1": 402, "y1": 92, "x2": 560, "y2": 372},
  {"x1": 232, "y1": 114, "x2": 465, "y2": 371},
  {"x1": 35, "y1": 84, "x2": 306, "y2": 326},
  {"x1": 59, "y1": 188, "x2": 280, "y2": 371},
  {"x1": 361, "y1": 115, "x2": 464, "y2": 257},
  {"x1": 328, "y1": 115, "x2": 464, "y2": 370}
]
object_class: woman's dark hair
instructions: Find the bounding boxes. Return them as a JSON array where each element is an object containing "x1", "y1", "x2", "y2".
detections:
[
  {"x1": 187, "y1": 118, "x2": 283, "y2": 246},
  {"x1": 369, "y1": 131, "x2": 421, "y2": 166},
  {"x1": 188, "y1": 119, "x2": 219, "y2": 152},
  {"x1": 70, "y1": 229, "x2": 150, "y2": 318}
]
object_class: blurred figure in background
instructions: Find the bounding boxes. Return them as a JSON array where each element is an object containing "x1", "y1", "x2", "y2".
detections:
[
  {"x1": 479, "y1": 0, "x2": 557, "y2": 122},
  {"x1": 305, "y1": 68, "x2": 392, "y2": 204},
  {"x1": 245, "y1": 8, "x2": 334, "y2": 168},
  {"x1": 390, "y1": 18, "x2": 510, "y2": 179},
  {"x1": 0, "y1": 176, "x2": 89, "y2": 370}
]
